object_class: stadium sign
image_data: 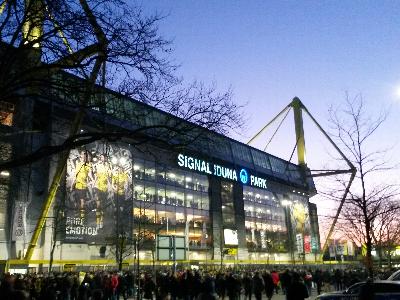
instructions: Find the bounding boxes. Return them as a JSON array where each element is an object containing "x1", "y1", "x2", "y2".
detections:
[{"x1": 177, "y1": 153, "x2": 267, "y2": 189}]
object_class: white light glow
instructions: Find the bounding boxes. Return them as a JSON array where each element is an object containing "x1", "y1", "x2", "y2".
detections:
[{"x1": 0, "y1": 171, "x2": 10, "y2": 177}]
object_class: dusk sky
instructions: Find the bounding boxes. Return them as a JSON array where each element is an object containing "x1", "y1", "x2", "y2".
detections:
[{"x1": 138, "y1": 1, "x2": 400, "y2": 224}]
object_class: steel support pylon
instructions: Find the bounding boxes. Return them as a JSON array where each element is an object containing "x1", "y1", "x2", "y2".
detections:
[{"x1": 247, "y1": 97, "x2": 356, "y2": 261}]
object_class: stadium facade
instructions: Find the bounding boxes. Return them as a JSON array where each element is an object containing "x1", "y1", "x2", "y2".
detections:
[{"x1": 0, "y1": 73, "x2": 320, "y2": 271}]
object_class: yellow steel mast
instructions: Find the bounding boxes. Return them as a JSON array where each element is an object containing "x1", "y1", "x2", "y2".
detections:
[{"x1": 247, "y1": 97, "x2": 356, "y2": 260}]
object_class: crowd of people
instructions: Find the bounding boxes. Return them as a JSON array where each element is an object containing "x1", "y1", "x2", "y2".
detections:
[{"x1": 0, "y1": 266, "x2": 393, "y2": 300}]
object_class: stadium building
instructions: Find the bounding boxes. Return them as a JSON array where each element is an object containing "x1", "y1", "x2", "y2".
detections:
[{"x1": 0, "y1": 69, "x2": 320, "y2": 271}]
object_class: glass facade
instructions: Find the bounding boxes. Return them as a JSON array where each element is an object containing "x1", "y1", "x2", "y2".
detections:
[
  {"x1": 131, "y1": 157, "x2": 211, "y2": 250},
  {"x1": 64, "y1": 142, "x2": 212, "y2": 250},
  {"x1": 0, "y1": 142, "x2": 11, "y2": 241},
  {"x1": 243, "y1": 186, "x2": 288, "y2": 253},
  {"x1": 221, "y1": 182, "x2": 235, "y2": 226}
]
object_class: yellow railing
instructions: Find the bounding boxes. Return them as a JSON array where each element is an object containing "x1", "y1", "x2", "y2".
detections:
[{"x1": 2, "y1": 258, "x2": 356, "y2": 268}]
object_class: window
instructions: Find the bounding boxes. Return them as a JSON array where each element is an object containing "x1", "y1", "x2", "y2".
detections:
[
  {"x1": 221, "y1": 182, "x2": 235, "y2": 226},
  {"x1": 243, "y1": 186, "x2": 288, "y2": 252},
  {"x1": 269, "y1": 156, "x2": 287, "y2": 174},
  {"x1": 251, "y1": 149, "x2": 271, "y2": 170},
  {"x1": 0, "y1": 101, "x2": 14, "y2": 126},
  {"x1": 129, "y1": 156, "x2": 211, "y2": 247},
  {"x1": 231, "y1": 141, "x2": 252, "y2": 163}
]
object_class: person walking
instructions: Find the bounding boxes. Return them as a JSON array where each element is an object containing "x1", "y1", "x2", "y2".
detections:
[
  {"x1": 143, "y1": 274, "x2": 156, "y2": 300},
  {"x1": 304, "y1": 271, "x2": 312, "y2": 296},
  {"x1": 111, "y1": 272, "x2": 119, "y2": 300},
  {"x1": 263, "y1": 271, "x2": 275, "y2": 300},
  {"x1": 280, "y1": 269, "x2": 291, "y2": 296},
  {"x1": 271, "y1": 270, "x2": 280, "y2": 295},
  {"x1": 313, "y1": 269, "x2": 323, "y2": 295},
  {"x1": 252, "y1": 272, "x2": 264, "y2": 300},
  {"x1": 286, "y1": 272, "x2": 308, "y2": 300},
  {"x1": 243, "y1": 272, "x2": 253, "y2": 300}
]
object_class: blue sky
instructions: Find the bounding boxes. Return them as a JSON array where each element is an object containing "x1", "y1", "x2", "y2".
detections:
[
  {"x1": 137, "y1": 1, "x2": 400, "y2": 185},
  {"x1": 135, "y1": 1, "x2": 400, "y2": 241}
]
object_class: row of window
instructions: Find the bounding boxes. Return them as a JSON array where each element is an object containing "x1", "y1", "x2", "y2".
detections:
[
  {"x1": 132, "y1": 159, "x2": 208, "y2": 193},
  {"x1": 132, "y1": 179, "x2": 209, "y2": 210},
  {"x1": 243, "y1": 186, "x2": 288, "y2": 252}
]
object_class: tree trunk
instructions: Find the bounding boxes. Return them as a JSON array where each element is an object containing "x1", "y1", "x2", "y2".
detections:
[
  {"x1": 365, "y1": 226, "x2": 374, "y2": 278},
  {"x1": 49, "y1": 242, "x2": 56, "y2": 272},
  {"x1": 377, "y1": 245, "x2": 383, "y2": 268}
]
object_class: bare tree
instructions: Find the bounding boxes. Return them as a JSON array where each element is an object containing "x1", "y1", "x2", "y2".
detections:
[
  {"x1": 327, "y1": 94, "x2": 398, "y2": 277},
  {"x1": 0, "y1": 1, "x2": 243, "y2": 262},
  {"x1": 0, "y1": 0, "x2": 242, "y2": 169},
  {"x1": 48, "y1": 200, "x2": 65, "y2": 272},
  {"x1": 371, "y1": 201, "x2": 400, "y2": 268}
]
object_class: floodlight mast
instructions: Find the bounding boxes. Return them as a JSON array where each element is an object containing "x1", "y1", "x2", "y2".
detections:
[
  {"x1": 292, "y1": 98, "x2": 307, "y2": 166},
  {"x1": 247, "y1": 97, "x2": 356, "y2": 261}
]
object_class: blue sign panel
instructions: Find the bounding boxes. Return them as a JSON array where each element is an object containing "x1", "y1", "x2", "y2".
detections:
[{"x1": 239, "y1": 169, "x2": 248, "y2": 184}]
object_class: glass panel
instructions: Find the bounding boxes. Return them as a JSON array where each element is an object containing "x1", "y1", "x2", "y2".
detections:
[
  {"x1": 269, "y1": 156, "x2": 287, "y2": 174},
  {"x1": 201, "y1": 194, "x2": 209, "y2": 210},
  {"x1": 133, "y1": 159, "x2": 144, "y2": 180},
  {"x1": 210, "y1": 135, "x2": 232, "y2": 160},
  {"x1": 243, "y1": 186, "x2": 288, "y2": 252},
  {"x1": 175, "y1": 249, "x2": 185, "y2": 260},
  {"x1": 133, "y1": 183, "x2": 144, "y2": 201},
  {"x1": 231, "y1": 141, "x2": 252, "y2": 163},
  {"x1": 127, "y1": 155, "x2": 211, "y2": 250},
  {"x1": 221, "y1": 181, "x2": 235, "y2": 226},
  {"x1": 144, "y1": 184, "x2": 155, "y2": 202},
  {"x1": 158, "y1": 248, "x2": 170, "y2": 260},
  {"x1": 251, "y1": 149, "x2": 271, "y2": 170},
  {"x1": 144, "y1": 161, "x2": 155, "y2": 181},
  {"x1": 157, "y1": 236, "x2": 170, "y2": 247},
  {"x1": 175, "y1": 236, "x2": 185, "y2": 248}
]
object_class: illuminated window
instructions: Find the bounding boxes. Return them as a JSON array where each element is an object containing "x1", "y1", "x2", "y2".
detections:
[{"x1": 0, "y1": 101, "x2": 14, "y2": 126}]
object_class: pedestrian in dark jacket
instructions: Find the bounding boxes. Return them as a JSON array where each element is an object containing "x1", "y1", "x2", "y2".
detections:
[
  {"x1": 143, "y1": 274, "x2": 156, "y2": 300},
  {"x1": 253, "y1": 272, "x2": 264, "y2": 300},
  {"x1": 286, "y1": 272, "x2": 308, "y2": 300},
  {"x1": 263, "y1": 271, "x2": 275, "y2": 300},
  {"x1": 243, "y1": 272, "x2": 253, "y2": 300},
  {"x1": 313, "y1": 269, "x2": 323, "y2": 295},
  {"x1": 225, "y1": 273, "x2": 240, "y2": 300},
  {"x1": 199, "y1": 273, "x2": 217, "y2": 300},
  {"x1": 280, "y1": 269, "x2": 291, "y2": 296},
  {"x1": 215, "y1": 273, "x2": 226, "y2": 300}
]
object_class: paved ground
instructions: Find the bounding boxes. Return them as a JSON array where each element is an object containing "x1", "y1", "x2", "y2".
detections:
[
  {"x1": 255, "y1": 289, "x2": 318, "y2": 300},
  {"x1": 128, "y1": 289, "x2": 320, "y2": 300},
  {"x1": 270, "y1": 292, "x2": 318, "y2": 300}
]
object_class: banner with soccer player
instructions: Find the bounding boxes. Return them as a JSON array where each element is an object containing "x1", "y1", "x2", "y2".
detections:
[{"x1": 65, "y1": 142, "x2": 132, "y2": 243}]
